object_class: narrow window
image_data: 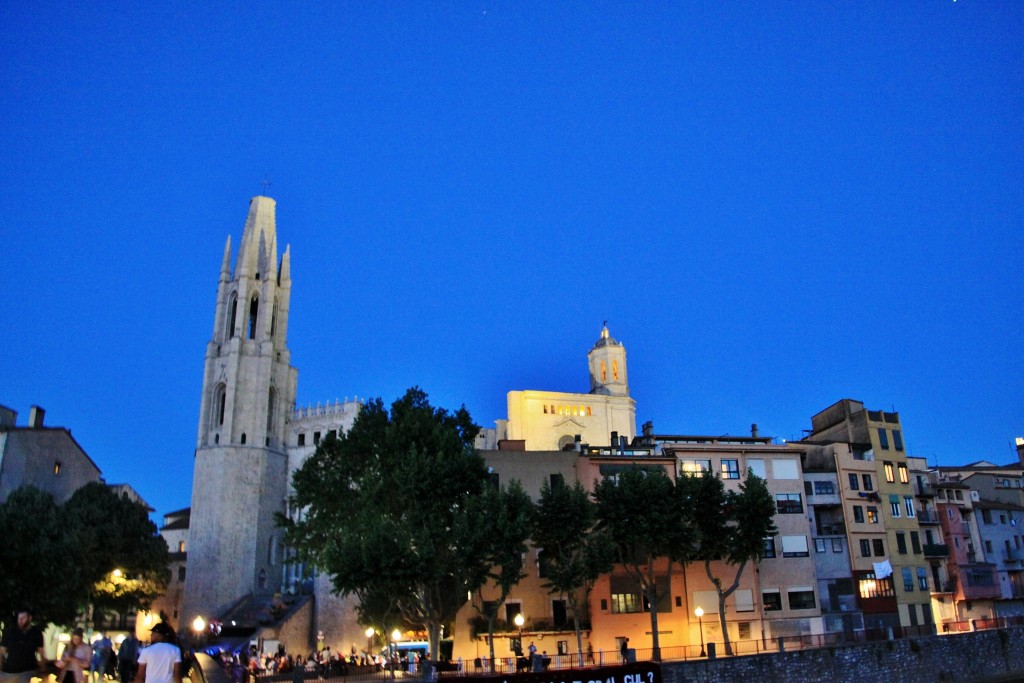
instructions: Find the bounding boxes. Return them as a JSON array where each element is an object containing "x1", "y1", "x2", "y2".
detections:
[
  {"x1": 902, "y1": 568, "x2": 914, "y2": 592},
  {"x1": 600, "y1": 361, "x2": 607, "y2": 382},
  {"x1": 910, "y1": 532, "x2": 921, "y2": 554},
  {"x1": 53, "y1": 461, "x2": 62, "y2": 475},
  {"x1": 848, "y1": 473, "x2": 859, "y2": 491},
  {"x1": 216, "y1": 385, "x2": 227, "y2": 426},
  {"x1": 240, "y1": 433, "x2": 247, "y2": 444},
  {"x1": 248, "y1": 296, "x2": 259, "y2": 339},
  {"x1": 298, "y1": 433, "x2": 306, "y2": 446},
  {"x1": 873, "y1": 538, "x2": 885, "y2": 556},
  {"x1": 893, "y1": 430, "x2": 904, "y2": 451},
  {"x1": 884, "y1": 462, "x2": 895, "y2": 483},
  {"x1": 860, "y1": 540, "x2": 871, "y2": 557},
  {"x1": 266, "y1": 388, "x2": 276, "y2": 442},
  {"x1": 896, "y1": 532, "x2": 907, "y2": 555},
  {"x1": 867, "y1": 506, "x2": 879, "y2": 524},
  {"x1": 612, "y1": 360, "x2": 619, "y2": 381},
  {"x1": 227, "y1": 294, "x2": 238, "y2": 338},
  {"x1": 853, "y1": 506, "x2": 865, "y2": 524},
  {"x1": 271, "y1": 298, "x2": 279, "y2": 337},
  {"x1": 898, "y1": 463, "x2": 909, "y2": 483},
  {"x1": 178, "y1": 540, "x2": 186, "y2": 552},
  {"x1": 863, "y1": 474, "x2": 874, "y2": 491},
  {"x1": 878, "y1": 428, "x2": 890, "y2": 450}
]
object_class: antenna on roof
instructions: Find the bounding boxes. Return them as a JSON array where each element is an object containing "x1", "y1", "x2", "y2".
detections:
[{"x1": 261, "y1": 175, "x2": 272, "y2": 196}]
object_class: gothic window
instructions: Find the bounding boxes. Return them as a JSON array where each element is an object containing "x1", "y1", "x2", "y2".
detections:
[
  {"x1": 266, "y1": 388, "x2": 276, "y2": 442},
  {"x1": 601, "y1": 361, "x2": 607, "y2": 382},
  {"x1": 214, "y1": 384, "x2": 227, "y2": 427},
  {"x1": 612, "y1": 360, "x2": 619, "y2": 381},
  {"x1": 271, "y1": 298, "x2": 279, "y2": 337},
  {"x1": 241, "y1": 433, "x2": 247, "y2": 445},
  {"x1": 248, "y1": 295, "x2": 259, "y2": 339},
  {"x1": 227, "y1": 293, "x2": 238, "y2": 338}
]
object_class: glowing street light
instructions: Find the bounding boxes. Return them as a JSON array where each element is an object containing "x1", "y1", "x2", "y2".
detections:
[{"x1": 694, "y1": 607, "x2": 706, "y2": 657}]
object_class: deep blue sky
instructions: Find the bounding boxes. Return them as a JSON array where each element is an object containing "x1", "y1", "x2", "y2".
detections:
[{"x1": 2, "y1": 3, "x2": 1021, "y2": 520}]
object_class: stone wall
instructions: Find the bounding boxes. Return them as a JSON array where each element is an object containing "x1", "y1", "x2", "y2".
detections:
[{"x1": 661, "y1": 628, "x2": 1024, "y2": 683}]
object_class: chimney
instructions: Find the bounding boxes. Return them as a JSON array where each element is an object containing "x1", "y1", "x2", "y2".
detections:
[
  {"x1": 642, "y1": 421, "x2": 654, "y2": 438},
  {"x1": 28, "y1": 405, "x2": 45, "y2": 428},
  {"x1": 610, "y1": 431, "x2": 618, "y2": 448},
  {"x1": 751, "y1": 423, "x2": 759, "y2": 438}
]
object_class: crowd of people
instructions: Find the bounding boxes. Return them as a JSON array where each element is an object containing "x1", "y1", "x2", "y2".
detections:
[
  {"x1": 211, "y1": 644, "x2": 414, "y2": 682},
  {"x1": 0, "y1": 609, "x2": 185, "y2": 683}
]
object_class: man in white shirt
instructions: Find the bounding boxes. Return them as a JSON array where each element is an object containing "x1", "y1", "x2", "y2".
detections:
[{"x1": 133, "y1": 624, "x2": 181, "y2": 683}]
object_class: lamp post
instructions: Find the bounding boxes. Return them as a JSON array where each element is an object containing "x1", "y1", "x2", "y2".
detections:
[
  {"x1": 192, "y1": 616, "x2": 206, "y2": 650},
  {"x1": 365, "y1": 627, "x2": 375, "y2": 656},
  {"x1": 694, "y1": 607, "x2": 705, "y2": 658},
  {"x1": 513, "y1": 613, "x2": 525, "y2": 671}
]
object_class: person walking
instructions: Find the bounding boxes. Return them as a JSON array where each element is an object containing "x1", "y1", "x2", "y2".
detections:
[
  {"x1": 116, "y1": 633, "x2": 140, "y2": 683},
  {"x1": 133, "y1": 624, "x2": 181, "y2": 683},
  {"x1": 0, "y1": 608, "x2": 47, "y2": 683},
  {"x1": 91, "y1": 634, "x2": 113, "y2": 683},
  {"x1": 57, "y1": 629, "x2": 92, "y2": 683}
]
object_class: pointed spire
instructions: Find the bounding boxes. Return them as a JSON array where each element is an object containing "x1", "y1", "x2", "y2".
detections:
[
  {"x1": 236, "y1": 196, "x2": 277, "y2": 277},
  {"x1": 220, "y1": 236, "x2": 233, "y2": 280},
  {"x1": 279, "y1": 244, "x2": 291, "y2": 285}
]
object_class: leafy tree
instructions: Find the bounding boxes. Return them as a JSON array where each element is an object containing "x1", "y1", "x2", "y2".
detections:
[
  {"x1": 0, "y1": 487, "x2": 83, "y2": 625},
  {"x1": 460, "y1": 479, "x2": 533, "y2": 667},
  {"x1": 63, "y1": 482, "x2": 170, "y2": 624},
  {"x1": 281, "y1": 388, "x2": 492, "y2": 666},
  {"x1": 532, "y1": 477, "x2": 613, "y2": 666},
  {"x1": 681, "y1": 470, "x2": 776, "y2": 655},
  {"x1": 594, "y1": 467, "x2": 694, "y2": 661}
]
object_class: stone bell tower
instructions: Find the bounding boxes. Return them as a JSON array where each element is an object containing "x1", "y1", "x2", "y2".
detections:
[{"x1": 183, "y1": 196, "x2": 298, "y2": 627}]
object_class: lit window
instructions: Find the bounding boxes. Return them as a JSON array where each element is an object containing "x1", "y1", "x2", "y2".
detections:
[
  {"x1": 867, "y1": 506, "x2": 879, "y2": 524},
  {"x1": 612, "y1": 360, "x2": 619, "y2": 381},
  {"x1": 721, "y1": 459, "x2": 740, "y2": 479},
  {"x1": 858, "y1": 573, "x2": 894, "y2": 598},
  {"x1": 679, "y1": 459, "x2": 711, "y2": 476},
  {"x1": 178, "y1": 540, "x2": 185, "y2": 552},
  {"x1": 884, "y1": 462, "x2": 895, "y2": 483},
  {"x1": 600, "y1": 361, "x2": 607, "y2": 382},
  {"x1": 898, "y1": 464, "x2": 909, "y2": 483},
  {"x1": 53, "y1": 461, "x2": 62, "y2": 475}
]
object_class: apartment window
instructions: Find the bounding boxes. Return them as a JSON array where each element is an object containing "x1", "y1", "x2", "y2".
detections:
[
  {"x1": 858, "y1": 573, "x2": 895, "y2": 598},
  {"x1": 860, "y1": 540, "x2": 872, "y2": 557},
  {"x1": 891, "y1": 499, "x2": 902, "y2": 518},
  {"x1": 984, "y1": 540, "x2": 993, "y2": 553},
  {"x1": 863, "y1": 474, "x2": 874, "y2": 491},
  {"x1": 893, "y1": 430, "x2": 904, "y2": 451},
  {"x1": 762, "y1": 537, "x2": 776, "y2": 558},
  {"x1": 910, "y1": 531, "x2": 921, "y2": 554},
  {"x1": 905, "y1": 497, "x2": 916, "y2": 517},
  {"x1": 1001, "y1": 514, "x2": 1008, "y2": 524},
  {"x1": 763, "y1": 592, "x2": 782, "y2": 611},
  {"x1": 721, "y1": 459, "x2": 740, "y2": 480},
  {"x1": 902, "y1": 568, "x2": 914, "y2": 592},
  {"x1": 814, "y1": 481, "x2": 836, "y2": 495},
  {"x1": 867, "y1": 506, "x2": 879, "y2": 524},
  {"x1": 610, "y1": 592, "x2": 642, "y2": 614},
  {"x1": 776, "y1": 493, "x2": 804, "y2": 514},
  {"x1": 297, "y1": 433, "x2": 305, "y2": 447},
  {"x1": 917, "y1": 567, "x2": 929, "y2": 590},
  {"x1": 679, "y1": 459, "x2": 712, "y2": 476},
  {"x1": 832, "y1": 538, "x2": 843, "y2": 553},
  {"x1": 773, "y1": 459, "x2": 800, "y2": 480},
  {"x1": 873, "y1": 539, "x2": 885, "y2": 556},
  {"x1": 853, "y1": 506, "x2": 865, "y2": 524},
  {"x1": 982, "y1": 509, "x2": 993, "y2": 524},
  {"x1": 896, "y1": 532, "x2": 907, "y2": 555},
  {"x1": 313, "y1": 431, "x2": 321, "y2": 444},
  {"x1": 878, "y1": 428, "x2": 890, "y2": 450},
  {"x1": 815, "y1": 538, "x2": 827, "y2": 553},
  {"x1": 788, "y1": 590, "x2": 816, "y2": 610},
  {"x1": 884, "y1": 462, "x2": 895, "y2": 483},
  {"x1": 898, "y1": 464, "x2": 909, "y2": 483},
  {"x1": 737, "y1": 622, "x2": 752, "y2": 640},
  {"x1": 848, "y1": 473, "x2": 860, "y2": 491},
  {"x1": 781, "y1": 535, "x2": 809, "y2": 558},
  {"x1": 747, "y1": 459, "x2": 766, "y2": 479}
]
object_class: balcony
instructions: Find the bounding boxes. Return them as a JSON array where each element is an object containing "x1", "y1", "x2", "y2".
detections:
[
  {"x1": 924, "y1": 544, "x2": 949, "y2": 558},
  {"x1": 917, "y1": 510, "x2": 940, "y2": 524},
  {"x1": 1004, "y1": 548, "x2": 1024, "y2": 563},
  {"x1": 913, "y1": 481, "x2": 936, "y2": 497}
]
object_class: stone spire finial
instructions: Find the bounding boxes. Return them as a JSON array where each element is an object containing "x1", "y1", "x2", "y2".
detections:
[{"x1": 220, "y1": 235, "x2": 233, "y2": 280}]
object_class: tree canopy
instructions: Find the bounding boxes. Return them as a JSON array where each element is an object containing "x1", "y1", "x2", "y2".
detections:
[
  {"x1": 681, "y1": 470, "x2": 776, "y2": 655},
  {"x1": 594, "y1": 467, "x2": 695, "y2": 661},
  {"x1": 0, "y1": 483, "x2": 169, "y2": 627},
  {"x1": 281, "y1": 387, "x2": 495, "y2": 664},
  {"x1": 533, "y1": 476, "x2": 613, "y2": 665}
]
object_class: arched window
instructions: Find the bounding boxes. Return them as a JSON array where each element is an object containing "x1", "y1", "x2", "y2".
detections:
[
  {"x1": 248, "y1": 296, "x2": 259, "y2": 339},
  {"x1": 241, "y1": 433, "x2": 247, "y2": 445},
  {"x1": 612, "y1": 360, "x2": 619, "y2": 381},
  {"x1": 266, "y1": 388, "x2": 276, "y2": 443},
  {"x1": 600, "y1": 361, "x2": 607, "y2": 382},
  {"x1": 216, "y1": 385, "x2": 227, "y2": 426},
  {"x1": 271, "y1": 298, "x2": 279, "y2": 338},
  {"x1": 227, "y1": 293, "x2": 238, "y2": 338}
]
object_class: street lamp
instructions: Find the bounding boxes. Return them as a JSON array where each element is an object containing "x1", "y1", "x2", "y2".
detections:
[
  {"x1": 192, "y1": 616, "x2": 206, "y2": 649},
  {"x1": 514, "y1": 613, "x2": 524, "y2": 645},
  {"x1": 694, "y1": 607, "x2": 706, "y2": 657},
  {"x1": 365, "y1": 627, "x2": 375, "y2": 654}
]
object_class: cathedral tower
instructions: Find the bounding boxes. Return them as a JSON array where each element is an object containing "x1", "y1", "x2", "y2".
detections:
[
  {"x1": 183, "y1": 196, "x2": 298, "y2": 626},
  {"x1": 587, "y1": 323, "x2": 629, "y2": 396}
]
